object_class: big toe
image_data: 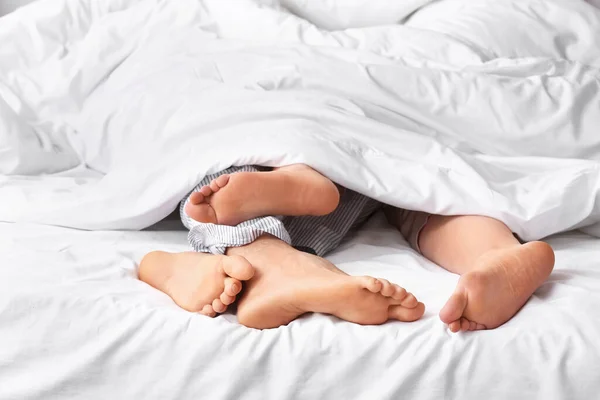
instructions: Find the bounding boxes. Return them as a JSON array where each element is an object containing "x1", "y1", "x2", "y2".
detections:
[
  {"x1": 185, "y1": 202, "x2": 218, "y2": 224},
  {"x1": 439, "y1": 288, "x2": 468, "y2": 325},
  {"x1": 221, "y1": 255, "x2": 254, "y2": 281}
]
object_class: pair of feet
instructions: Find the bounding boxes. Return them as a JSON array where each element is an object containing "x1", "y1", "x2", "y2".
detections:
[
  {"x1": 139, "y1": 165, "x2": 555, "y2": 331},
  {"x1": 139, "y1": 237, "x2": 426, "y2": 329},
  {"x1": 140, "y1": 165, "x2": 425, "y2": 329},
  {"x1": 138, "y1": 240, "x2": 554, "y2": 331}
]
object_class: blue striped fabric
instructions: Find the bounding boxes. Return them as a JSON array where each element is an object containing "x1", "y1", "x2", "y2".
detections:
[{"x1": 283, "y1": 188, "x2": 381, "y2": 256}]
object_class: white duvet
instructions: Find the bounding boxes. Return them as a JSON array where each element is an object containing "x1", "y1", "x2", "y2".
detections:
[
  {"x1": 2, "y1": 1, "x2": 600, "y2": 399},
  {"x1": 0, "y1": 0, "x2": 599, "y2": 241}
]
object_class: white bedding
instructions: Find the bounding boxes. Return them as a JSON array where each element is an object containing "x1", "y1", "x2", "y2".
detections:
[
  {"x1": 0, "y1": 0, "x2": 599, "y2": 238},
  {"x1": 1, "y1": 217, "x2": 600, "y2": 399},
  {"x1": 1, "y1": 0, "x2": 600, "y2": 398}
]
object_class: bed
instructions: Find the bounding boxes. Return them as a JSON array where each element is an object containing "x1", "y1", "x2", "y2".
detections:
[{"x1": 1, "y1": 0, "x2": 600, "y2": 399}]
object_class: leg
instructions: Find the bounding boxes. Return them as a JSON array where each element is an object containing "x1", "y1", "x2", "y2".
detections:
[
  {"x1": 138, "y1": 251, "x2": 254, "y2": 316},
  {"x1": 283, "y1": 187, "x2": 381, "y2": 256},
  {"x1": 387, "y1": 209, "x2": 555, "y2": 332},
  {"x1": 183, "y1": 164, "x2": 340, "y2": 226},
  {"x1": 183, "y1": 180, "x2": 379, "y2": 257},
  {"x1": 227, "y1": 235, "x2": 425, "y2": 329}
]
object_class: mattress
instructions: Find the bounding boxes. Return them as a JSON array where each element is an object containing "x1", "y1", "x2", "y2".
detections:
[{"x1": 1, "y1": 214, "x2": 599, "y2": 399}]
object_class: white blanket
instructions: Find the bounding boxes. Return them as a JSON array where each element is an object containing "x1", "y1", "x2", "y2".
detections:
[{"x1": 1, "y1": 0, "x2": 600, "y2": 242}]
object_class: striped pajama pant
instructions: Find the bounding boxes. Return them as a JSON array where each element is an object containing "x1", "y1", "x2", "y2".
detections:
[{"x1": 180, "y1": 166, "x2": 429, "y2": 257}]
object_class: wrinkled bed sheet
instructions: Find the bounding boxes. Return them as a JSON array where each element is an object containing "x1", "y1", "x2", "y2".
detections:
[{"x1": 1, "y1": 217, "x2": 600, "y2": 399}]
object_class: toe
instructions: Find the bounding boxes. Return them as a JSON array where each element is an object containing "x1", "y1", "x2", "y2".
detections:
[
  {"x1": 199, "y1": 305, "x2": 210, "y2": 315},
  {"x1": 448, "y1": 320, "x2": 461, "y2": 333},
  {"x1": 379, "y1": 279, "x2": 395, "y2": 297},
  {"x1": 200, "y1": 185, "x2": 213, "y2": 197},
  {"x1": 214, "y1": 174, "x2": 230, "y2": 188},
  {"x1": 212, "y1": 299, "x2": 227, "y2": 314},
  {"x1": 220, "y1": 292, "x2": 236, "y2": 306},
  {"x1": 224, "y1": 277, "x2": 242, "y2": 296},
  {"x1": 439, "y1": 288, "x2": 468, "y2": 324},
  {"x1": 221, "y1": 256, "x2": 254, "y2": 281},
  {"x1": 400, "y1": 293, "x2": 418, "y2": 308},
  {"x1": 209, "y1": 179, "x2": 221, "y2": 192},
  {"x1": 189, "y1": 192, "x2": 205, "y2": 205},
  {"x1": 360, "y1": 276, "x2": 383, "y2": 293},
  {"x1": 186, "y1": 202, "x2": 217, "y2": 223},
  {"x1": 388, "y1": 302, "x2": 425, "y2": 322},
  {"x1": 201, "y1": 304, "x2": 216, "y2": 317},
  {"x1": 476, "y1": 323, "x2": 487, "y2": 330},
  {"x1": 460, "y1": 318, "x2": 470, "y2": 332},
  {"x1": 391, "y1": 286, "x2": 408, "y2": 301},
  {"x1": 469, "y1": 320, "x2": 477, "y2": 331}
]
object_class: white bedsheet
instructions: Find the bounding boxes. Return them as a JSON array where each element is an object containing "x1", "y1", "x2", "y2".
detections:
[{"x1": 1, "y1": 217, "x2": 600, "y2": 399}]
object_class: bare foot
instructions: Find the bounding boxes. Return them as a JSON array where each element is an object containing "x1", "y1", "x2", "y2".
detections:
[
  {"x1": 439, "y1": 241, "x2": 555, "y2": 332},
  {"x1": 184, "y1": 164, "x2": 340, "y2": 226},
  {"x1": 228, "y1": 236, "x2": 425, "y2": 329},
  {"x1": 139, "y1": 251, "x2": 254, "y2": 316}
]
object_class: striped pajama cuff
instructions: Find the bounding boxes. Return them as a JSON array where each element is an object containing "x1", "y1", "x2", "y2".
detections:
[{"x1": 187, "y1": 216, "x2": 292, "y2": 255}]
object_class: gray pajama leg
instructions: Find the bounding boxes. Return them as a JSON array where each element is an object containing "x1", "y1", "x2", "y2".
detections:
[
  {"x1": 282, "y1": 189, "x2": 380, "y2": 256},
  {"x1": 181, "y1": 166, "x2": 380, "y2": 257}
]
